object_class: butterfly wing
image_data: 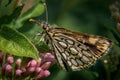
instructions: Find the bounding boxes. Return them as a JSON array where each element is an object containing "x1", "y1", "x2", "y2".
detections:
[
  {"x1": 45, "y1": 27, "x2": 112, "y2": 71},
  {"x1": 51, "y1": 28, "x2": 112, "y2": 57}
]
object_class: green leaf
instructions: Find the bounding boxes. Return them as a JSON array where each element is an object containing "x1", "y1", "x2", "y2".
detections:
[
  {"x1": 0, "y1": 5, "x2": 23, "y2": 26},
  {"x1": 18, "y1": 3, "x2": 45, "y2": 23},
  {"x1": 29, "y1": 3, "x2": 45, "y2": 18},
  {"x1": 0, "y1": 0, "x2": 19, "y2": 17},
  {"x1": 0, "y1": 26, "x2": 39, "y2": 61},
  {"x1": 15, "y1": 3, "x2": 44, "y2": 28}
]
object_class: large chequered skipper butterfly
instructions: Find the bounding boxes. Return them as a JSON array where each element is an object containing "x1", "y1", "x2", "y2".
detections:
[{"x1": 29, "y1": 1, "x2": 112, "y2": 71}]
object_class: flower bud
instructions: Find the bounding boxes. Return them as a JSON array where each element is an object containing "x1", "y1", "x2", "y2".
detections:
[
  {"x1": 41, "y1": 62, "x2": 51, "y2": 70},
  {"x1": 30, "y1": 60, "x2": 37, "y2": 67},
  {"x1": 44, "y1": 53, "x2": 55, "y2": 62},
  {"x1": 7, "y1": 56, "x2": 14, "y2": 64},
  {"x1": 21, "y1": 67, "x2": 26, "y2": 73},
  {"x1": 44, "y1": 53, "x2": 52, "y2": 58},
  {"x1": 5, "y1": 64, "x2": 12, "y2": 72},
  {"x1": 35, "y1": 70, "x2": 50, "y2": 79},
  {"x1": 28, "y1": 67, "x2": 35, "y2": 73},
  {"x1": 34, "y1": 70, "x2": 44, "y2": 79},
  {"x1": 16, "y1": 58, "x2": 22, "y2": 68},
  {"x1": 15, "y1": 69, "x2": 22, "y2": 76},
  {"x1": 43, "y1": 70, "x2": 50, "y2": 77},
  {"x1": 35, "y1": 67, "x2": 42, "y2": 73},
  {"x1": 26, "y1": 61, "x2": 31, "y2": 67}
]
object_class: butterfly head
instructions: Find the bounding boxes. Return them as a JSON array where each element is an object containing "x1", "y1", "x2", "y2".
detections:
[{"x1": 29, "y1": 19, "x2": 51, "y2": 31}]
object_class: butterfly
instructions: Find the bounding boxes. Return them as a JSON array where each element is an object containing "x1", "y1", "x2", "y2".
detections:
[{"x1": 29, "y1": 18, "x2": 112, "y2": 71}]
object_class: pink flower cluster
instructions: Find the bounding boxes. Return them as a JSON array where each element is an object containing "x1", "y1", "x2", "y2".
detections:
[
  {"x1": 0, "y1": 52, "x2": 55, "y2": 79},
  {"x1": 109, "y1": 2, "x2": 120, "y2": 30}
]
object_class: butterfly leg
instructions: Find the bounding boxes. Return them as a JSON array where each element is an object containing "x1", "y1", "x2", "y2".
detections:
[
  {"x1": 32, "y1": 32, "x2": 45, "y2": 44},
  {"x1": 32, "y1": 32, "x2": 42, "y2": 39}
]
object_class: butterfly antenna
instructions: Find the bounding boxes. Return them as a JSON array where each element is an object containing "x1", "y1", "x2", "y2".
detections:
[
  {"x1": 29, "y1": 0, "x2": 48, "y2": 25},
  {"x1": 43, "y1": 0, "x2": 48, "y2": 23}
]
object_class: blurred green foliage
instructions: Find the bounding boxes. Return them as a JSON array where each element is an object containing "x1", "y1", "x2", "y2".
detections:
[{"x1": 0, "y1": 0, "x2": 120, "y2": 80}]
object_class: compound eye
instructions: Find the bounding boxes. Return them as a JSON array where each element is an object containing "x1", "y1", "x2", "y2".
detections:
[{"x1": 43, "y1": 24, "x2": 48, "y2": 29}]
